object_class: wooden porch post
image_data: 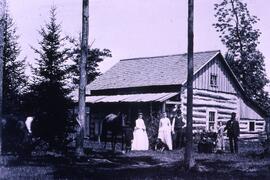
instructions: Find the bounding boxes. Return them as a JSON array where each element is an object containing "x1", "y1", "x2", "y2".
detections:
[{"x1": 162, "y1": 101, "x2": 166, "y2": 112}]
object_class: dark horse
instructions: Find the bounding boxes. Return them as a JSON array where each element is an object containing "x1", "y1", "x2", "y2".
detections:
[{"x1": 102, "y1": 112, "x2": 126, "y2": 151}]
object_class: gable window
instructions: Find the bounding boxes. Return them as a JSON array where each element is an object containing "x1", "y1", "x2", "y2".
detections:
[
  {"x1": 249, "y1": 121, "x2": 255, "y2": 132},
  {"x1": 210, "y1": 74, "x2": 218, "y2": 87}
]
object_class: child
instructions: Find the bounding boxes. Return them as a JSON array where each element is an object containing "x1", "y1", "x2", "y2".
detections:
[
  {"x1": 216, "y1": 122, "x2": 225, "y2": 152},
  {"x1": 124, "y1": 125, "x2": 133, "y2": 153}
]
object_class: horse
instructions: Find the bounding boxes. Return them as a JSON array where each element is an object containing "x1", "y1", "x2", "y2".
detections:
[{"x1": 102, "y1": 112, "x2": 126, "y2": 151}]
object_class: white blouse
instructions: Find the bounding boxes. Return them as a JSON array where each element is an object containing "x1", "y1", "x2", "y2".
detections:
[{"x1": 159, "y1": 117, "x2": 172, "y2": 132}]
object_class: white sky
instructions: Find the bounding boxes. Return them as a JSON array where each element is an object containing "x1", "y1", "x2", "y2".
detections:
[{"x1": 7, "y1": 0, "x2": 270, "y2": 89}]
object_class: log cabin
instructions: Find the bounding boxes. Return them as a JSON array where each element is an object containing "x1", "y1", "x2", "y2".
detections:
[{"x1": 83, "y1": 50, "x2": 267, "y2": 141}]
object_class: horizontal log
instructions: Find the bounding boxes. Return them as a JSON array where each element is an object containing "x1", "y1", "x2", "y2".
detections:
[
  {"x1": 193, "y1": 123, "x2": 206, "y2": 128},
  {"x1": 183, "y1": 103, "x2": 237, "y2": 110},
  {"x1": 191, "y1": 96, "x2": 238, "y2": 105},
  {"x1": 192, "y1": 112, "x2": 206, "y2": 119},
  {"x1": 239, "y1": 121, "x2": 248, "y2": 125},
  {"x1": 256, "y1": 122, "x2": 265, "y2": 126},
  {"x1": 183, "y1": 89, "x2": 238, "y2": 100},
  {"x1": 240, "y1": 131, "x2": 261, "y2": 134},
  {"x1": 218, "y1": 114, "x2": 231, "y2": 119},
  {"x1": 218, "y1": 110, "x2": 237, "y2": 115},
  {"x1": 182, "y1": 98, "x2": 238, "y2": 109},
  {"x1": 193, "y1": 119, "x2": 207, "y2": 125},
  {"x1": 240, "y1": 118, "x2": 264, "y2": 121},
  {"x1": 193, "y1": 108, "x2": 207, "y2": 113}
]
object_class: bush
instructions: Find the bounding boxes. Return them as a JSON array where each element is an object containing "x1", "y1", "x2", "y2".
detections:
[{"x1": 146, "y1": 116, "x2": 160, "y2": 149}]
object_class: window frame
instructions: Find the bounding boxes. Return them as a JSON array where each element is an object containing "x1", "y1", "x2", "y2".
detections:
[
  {"x1": 249, "y1": 121, "x2": 256, "y2": 132},
  {"x1": 210, "y1": 73, "x2": 218, "y2": 88},
  {"x1": 206, "y1": 109, "x2": 218, "y2": 131}
]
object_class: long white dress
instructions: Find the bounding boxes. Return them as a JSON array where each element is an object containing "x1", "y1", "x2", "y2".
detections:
[
  {"x1": 217, "y1": 125, "x2": 225, "y2": 151},
  {"x1": 131, "y1": 118, "x2": 149, "y2": 150},
  {"x1": 158, "y1": 117, "x2": 173, "y2": 150}
]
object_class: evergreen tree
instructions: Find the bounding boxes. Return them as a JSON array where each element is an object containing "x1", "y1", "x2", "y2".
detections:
[
  {"x1": 29, "y1": 7, "x2": 73, "y2": 149},
  {"x1": 2, "y1": 11, "x2": 27, "y2": 115},
  {"x1": 69, "y1": 37, "x2": 111, "y2": 86},
  {"x1": 213, "y1": 0, "x2": 270, "y2": 112}
]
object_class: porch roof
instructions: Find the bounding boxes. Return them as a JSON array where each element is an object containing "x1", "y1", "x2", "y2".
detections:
[{"x1": 86, "y1": 92, "x2": 179, "y2": 103}]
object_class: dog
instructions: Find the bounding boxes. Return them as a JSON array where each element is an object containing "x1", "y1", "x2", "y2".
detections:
[{"x1": 155, "y1": 138, "x2": 169, "y2": 152}]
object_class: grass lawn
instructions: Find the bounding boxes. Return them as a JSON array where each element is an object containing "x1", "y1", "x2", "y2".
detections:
[{"x1": 1, "y1": 140, "x2": 270, "y2": 179}]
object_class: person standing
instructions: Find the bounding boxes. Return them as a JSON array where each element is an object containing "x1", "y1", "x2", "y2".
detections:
[
  {"x1": 158, "y1": 112, "x2": 173, "y2": 150},
  {"x1": 131, "y1": 113, "x2": 149, "y2": 151},
  {"x1": 216, "y1": 121, "x2": 225, "y2": 151},
  {"x1": 172, "y1": 109, "x2": 186, "y2": 149},
  {"x1": 224, "y1": 112, "x2": 240, "y2": 153},
  {"x1": 123, "y1": 124, "x2": 133, "y2": 153}
]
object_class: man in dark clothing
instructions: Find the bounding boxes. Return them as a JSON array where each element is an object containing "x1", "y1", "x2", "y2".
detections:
[
  {"x1": 172, "y1": 109, "x2": 186, "y2": 149},
  {"x1": 224, "y1": 112, "x2": 240, "y2": 153}
]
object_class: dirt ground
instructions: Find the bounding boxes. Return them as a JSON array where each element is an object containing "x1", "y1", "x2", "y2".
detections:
[{"x1": 1, "y1": 140, "x2": 270, "y2": 179}]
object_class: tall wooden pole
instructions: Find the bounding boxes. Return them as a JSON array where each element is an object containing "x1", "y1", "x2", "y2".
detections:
[
  {"x1": 184, "y1": 0, "x2": 194, "y2": 169},
  {"x1": 76, "y1": 0, "x2": 89, "y2": 156},
  {"x1": 0, "y1": 0, "x2": 6, "y2": 155}
]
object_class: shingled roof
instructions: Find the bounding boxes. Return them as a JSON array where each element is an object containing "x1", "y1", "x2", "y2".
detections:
[{"x1": 88, "y1": 50, "x2": 220, "y2": 91}]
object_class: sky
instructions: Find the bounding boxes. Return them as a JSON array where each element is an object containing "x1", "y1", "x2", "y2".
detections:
[{"x1": 7, "y1": 0, "x2": 270, "y2": 89}]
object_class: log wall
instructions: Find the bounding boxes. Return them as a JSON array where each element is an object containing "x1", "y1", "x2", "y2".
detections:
[
  {"x1": 181, "y1": 89, "x2": 238, "y2": 131},
  {"x1": 181, "y1": 56, "x2": 266, "y2": 138}
]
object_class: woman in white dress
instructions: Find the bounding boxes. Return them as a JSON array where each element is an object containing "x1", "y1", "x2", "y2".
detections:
[
  {"x1": 158, "y1": 112, "x2": 173, "y2": 150},
  {"x1": 131, "y1": 113, "x2": 149, "y2": 150}
]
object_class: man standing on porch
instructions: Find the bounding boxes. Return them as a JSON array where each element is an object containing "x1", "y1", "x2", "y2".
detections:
[
  {"x1": 224, "y1": 112, "x2": 240, "y2": 153},
  {"x1": 158, "y1": 112, "x2": 173, "y2": 150}
]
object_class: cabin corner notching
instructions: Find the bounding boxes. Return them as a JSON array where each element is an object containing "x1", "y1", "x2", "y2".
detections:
[{"x1": 84, "y1": 50, "x2": 267, "y2": 139}]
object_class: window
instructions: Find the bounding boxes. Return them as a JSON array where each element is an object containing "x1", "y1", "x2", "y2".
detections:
[
  {"x1": 249, "y1": 121, "x2": 255, "y2": 132},
  {"x1": 210, "y1": 74, "x2": 218, "y2": 87},
  {"x1": 209, "y1": 111, "x2": 216, "y2": 131}
]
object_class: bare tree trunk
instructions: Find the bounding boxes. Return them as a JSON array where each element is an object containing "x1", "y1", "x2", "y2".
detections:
[
  {"x1": 0, "y1": 0, "x2": 6, "y2": 155},
  {"x1": 184, "y1": 0, "x2": 194, "y2": 169},
  {"x1": 76, "y1": 0, "x2": 89, "y2": 156}
]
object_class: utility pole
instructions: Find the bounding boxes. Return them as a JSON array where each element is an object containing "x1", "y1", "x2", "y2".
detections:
[
  {"x1": 184, "y1": 0, "x2": 194, "y2": 169},
  {"x1": 0, "y1": 0, "x2": 6, "y2": 155},
  {"x1": 76, "y1": 0, "x2": 89, "y2": 156}
]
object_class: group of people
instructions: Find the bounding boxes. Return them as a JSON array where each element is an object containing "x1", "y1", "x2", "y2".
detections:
[
  {"x1": 216, "y1": 112, "x2": 240, "y2": 153},
  {"x1": 131, "y1": 106, "x2": 186, "y2": 151},
  {"x1": 130, "y1": 109, "x2": 240, "y2": 154}
]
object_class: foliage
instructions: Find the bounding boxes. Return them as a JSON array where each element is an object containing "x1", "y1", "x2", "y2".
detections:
[
  {"x1": 2, "y1": 11, "x2": 27, "y2": 115},
  {"x1": 213, "y1": 0, "x2": 270, "y2": 112},
  {"x1": 145, "y1": 115, "x2": 160, "y2": 149},
  {"x1": 27, "y1": 7, "x2": 74, "y2": 151},
  {"x1": 68, "y1": 37, "x2": 111, "y2": 86}
]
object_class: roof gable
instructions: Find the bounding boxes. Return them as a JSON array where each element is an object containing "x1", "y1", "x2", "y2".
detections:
[{"x1": 89, "y1": 50, "x2": 220, "y2": 91}]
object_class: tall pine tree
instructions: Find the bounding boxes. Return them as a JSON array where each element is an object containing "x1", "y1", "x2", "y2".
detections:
[
  {"x1": 29, "y1": 7, "x2": 72, "y2": 148},
  {"x1": 213, "y1": 0, "x2": 270, "y2": 112},
  {"x1": 2, "y1": 11, "x2": 27, "y2": 115}
]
